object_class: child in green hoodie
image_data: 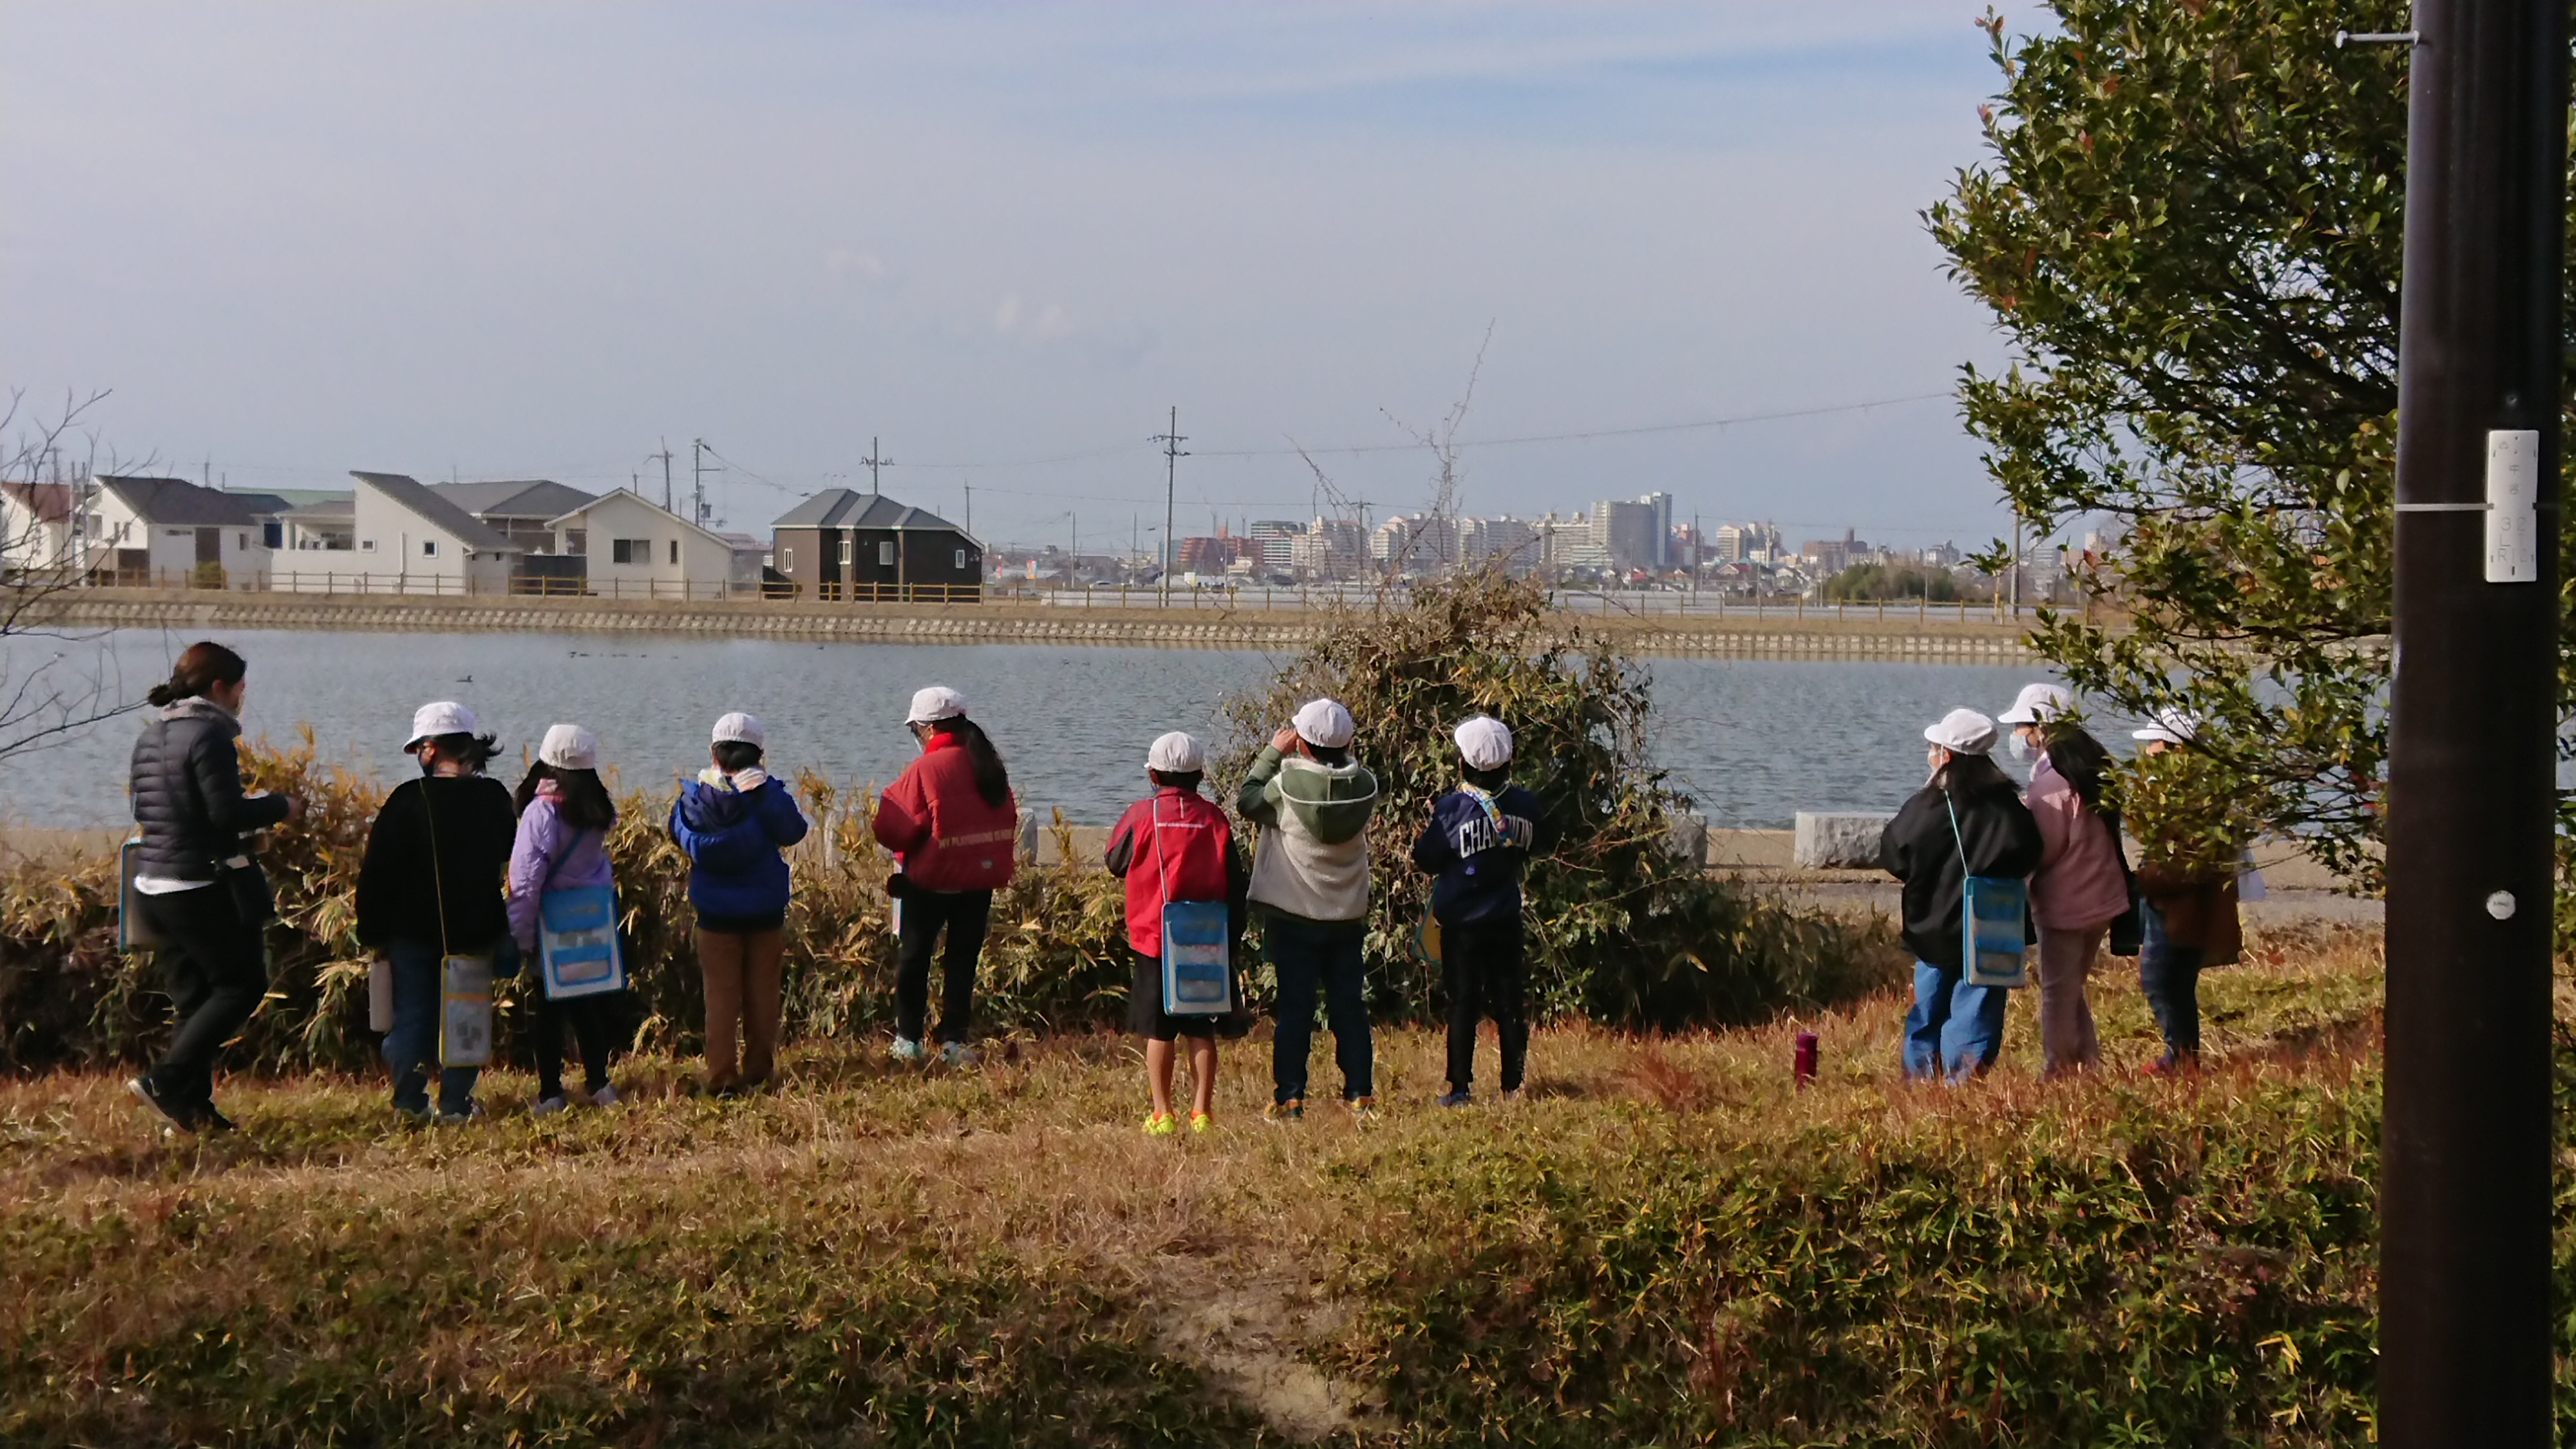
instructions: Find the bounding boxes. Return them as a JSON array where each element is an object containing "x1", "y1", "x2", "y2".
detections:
[{"x1": 1237, "y1": 697, "x2": 1380, "y2": 1121}]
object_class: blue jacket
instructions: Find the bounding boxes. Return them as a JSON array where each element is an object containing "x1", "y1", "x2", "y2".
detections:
[
  {"x1": 668, "y1": 775, "x2": 810, "y2": 919},
  {"x1": 1410, "y1": 783, "x2": 1555, "y2": 927}
]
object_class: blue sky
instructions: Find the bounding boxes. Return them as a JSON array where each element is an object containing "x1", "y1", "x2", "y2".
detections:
[{"x1": 0, "y1": 2, "x2": 2014, "y2": 552}]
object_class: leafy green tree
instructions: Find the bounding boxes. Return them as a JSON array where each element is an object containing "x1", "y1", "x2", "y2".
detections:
[
  {"x1": 1922, "y1": 0, "x2": 2576, "y2": 888},
  {"x1": 1823, "y1": 562, "x2": 1961, "y2": 603}
]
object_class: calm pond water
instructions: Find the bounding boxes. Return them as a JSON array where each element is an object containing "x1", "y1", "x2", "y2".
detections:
[{"x1": 0, "y1": 629, "x2": 2067, "y2": 829}]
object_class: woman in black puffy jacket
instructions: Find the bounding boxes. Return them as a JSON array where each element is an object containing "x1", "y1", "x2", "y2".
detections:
[{"x1": 125, "y1": 641, "x2": 302, "y2": 1134}]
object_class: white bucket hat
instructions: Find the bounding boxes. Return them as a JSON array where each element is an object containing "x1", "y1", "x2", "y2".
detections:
[
  {"x1": 404, "y1": 700, "x2": 478, "y2": 751},
  {"x1": 1923, "y1": 707, "x2": 2000, "y2": 756},
  {"x1": 713, "y1": 712, "x2": 766, "y2": 748},
  {"x1": 907, "y1": 685, "x2": 968, "y2": 724},
  {"x1": 1292, "y1": 698, "x2": 1356, "y2": 750},
  {"x1": 1997, "y1": 683, "x2": 2075, "y2": 726},
  {"x1": 1146, "y1": 730, "x2": 1206, "y2": 773},
  {"x1": 1453, "y1": 716, "x2": 1513, "y2": 771},
  {"x1": 2133, "y1": 708, "x2": 2199, "y2": 746},
  {"x1": 538, "y1": 723, "x2": 598, "y2": 771}
]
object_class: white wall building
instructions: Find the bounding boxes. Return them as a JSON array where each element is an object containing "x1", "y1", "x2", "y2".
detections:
[
  {"x1": 0, "y1": 482, "x2": 105, "y2": 578},
  {"x1": 270, "y1": 471, "x2": 520, "y2": 593},
  {"x1": 92, "y1": 476, "x2": 271, "y2": 587},
  {"x1": 548, "y1": 487, "x2": 740, "y2": 598}
]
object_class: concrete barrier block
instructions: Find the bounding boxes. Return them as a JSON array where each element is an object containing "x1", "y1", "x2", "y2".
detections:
[
  {"x1": 1664, "y1": 811, "x2": 1709, "y2": 866},
  {"x1": 1016, "y1": 808, "x2": 1039, "y2": 863},
  {"x1": 1793, "y1": 812, "x2": 1890, "y2": 869}
]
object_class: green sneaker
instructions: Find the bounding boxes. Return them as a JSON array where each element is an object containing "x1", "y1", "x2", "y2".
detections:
[
  {"x1": 1143, "y1": 1111, "x2": 1177, "y2": 1137},
  {"x1": 889, "y1": 1036, "x2": 925, "y2": 1063},
  {"x1": 1263, "y1": 1098, "x2": 1305, "y2": 1124}
]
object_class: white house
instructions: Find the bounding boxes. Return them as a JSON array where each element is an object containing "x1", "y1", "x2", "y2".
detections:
[
  {"x1": 269, "y1": 471, "x2": 521, "y2": 594},
  {"x1": 0, "y1": 482, "x2": 105, "y2": 579},
  {"x1": 547, "y1": 487, "x2": 740, "y2": 598},
  {"x1": 92, "y1": 476, "x2": 272, "y2": 587}
]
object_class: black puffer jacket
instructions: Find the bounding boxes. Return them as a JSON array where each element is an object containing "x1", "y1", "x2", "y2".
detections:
[
  {"x1": 354, "y1": 774, "x2": 519, "y2": 950},
  {"x1": 128, "y1": 698, "x2": 291, "y2": 879},
  {"x1": 1881, "y1": 775, "x2": 2044, "y2": 970}
]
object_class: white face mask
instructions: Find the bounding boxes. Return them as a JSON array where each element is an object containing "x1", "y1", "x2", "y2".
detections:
[{"x1": 2007, "y1": 732, "x2": 2034, "y2": 762}]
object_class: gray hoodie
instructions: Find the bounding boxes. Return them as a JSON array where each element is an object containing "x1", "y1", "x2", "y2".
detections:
[{"x1": 1237, "y1": 744, "x2": 1380, "y2": 922}]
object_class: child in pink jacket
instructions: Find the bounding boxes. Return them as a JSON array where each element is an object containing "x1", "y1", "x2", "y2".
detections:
[{"x1": 2000, "y1": 685, "x2": 2131, "y2": 1074}]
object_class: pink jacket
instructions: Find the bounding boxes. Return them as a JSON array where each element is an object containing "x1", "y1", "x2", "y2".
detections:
[{"x1": 2024, "y1": 755, "x2": 2131, "y2": 931}]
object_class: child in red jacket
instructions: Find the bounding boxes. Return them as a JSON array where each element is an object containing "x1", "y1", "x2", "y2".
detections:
[
  {"x1": 1104, "y1": 731, "x2": 1246, "y2": 1135},
  {"x1": 872, "y1": 685, "x2": 1019, "y2": 1066}
]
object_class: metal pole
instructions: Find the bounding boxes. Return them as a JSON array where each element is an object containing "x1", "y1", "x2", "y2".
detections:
[
  {"x1": 2381, "y1": 4, "x2": 2565, "y2": 1445},
  {"x1": 1153, "y1": 406, "x2": 1186, "y2": 608}
]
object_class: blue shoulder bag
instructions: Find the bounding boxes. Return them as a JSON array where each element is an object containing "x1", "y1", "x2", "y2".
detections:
[
  {"x1": 1948, "y1": 793, "x2": 2029, "y2": 989},
  {"x1": 538, "y1": 829, "x2": 626, "y2": 1001}
]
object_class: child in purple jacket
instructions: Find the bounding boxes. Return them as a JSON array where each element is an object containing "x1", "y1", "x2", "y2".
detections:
[{"x1": 509, "y1": 723, "x2": 623, "y2": 1115}]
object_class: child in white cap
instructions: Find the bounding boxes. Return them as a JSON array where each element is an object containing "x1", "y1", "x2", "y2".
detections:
[
  {"x1": 1411, "y1": 715, "x2": 1557, "y2": 1106},
  {"x1": 1236, "y1": 696, "x2": 1381, "y2": 1120},
  {"x1": 1104, "y1": 730, "x2": 1247, "y2": 1135},
  {"x1": 1877, "y1": 707, "x2": 2043, "y2": 1083},
  {"x1": 1996, "y1": 683, "x2": 2129, "y2": 1077},
  {"x1": 508, "y1": 723, "x2": 623, "y2": 1114},
  {"x1": 669, "y1": 711, "x2": 810, "y2": 1095},
  {"x1": 872, "y1": 685, "x2": 1018, "y2": 1066},
  {"x1": 356, "y1": 702, "x2": 517, "y2": 1124}
]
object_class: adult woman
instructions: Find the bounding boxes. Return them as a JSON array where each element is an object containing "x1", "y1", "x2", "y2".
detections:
[
  {"x1": 2127, "y1": 711, "x2": 2244, "y2": 1074},
  {"x1": 1879, "y1": 708, "x2": 2044, "y2": 1082},
  {"x1": 669, "y1": 712, "x2": 808, "y2": 1095},
  {"x1": 356, "y1": 702, "x2": 518, "y2": 1124},
  {"x1": 873, "y1": 685, "x2": 1017, "y2": 1066},
  {"x1": 124, "y1": 641, "x2": 302, "y2": 1134},
  {"x1": 510, "y1": 723, "x2": 623, "y2": 1114},
  {"x1": 1998, "y1": 683, "x2": 2131, "y2": 1076}
]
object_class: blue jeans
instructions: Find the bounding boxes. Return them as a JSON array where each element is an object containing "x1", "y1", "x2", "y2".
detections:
[
  {"x1": 1265, "y1": 912, "x2": 1372, "y2": 1105},
  {"x1": 383, "y1": 936, "x2": 512, "y2": 1116},
  {"x1": 2137, "y1": 900, "x2": 2204, "y2": 1065},
  {"x1": 1901, "y1": 959, "x2": 2007, "y2": 1082}
]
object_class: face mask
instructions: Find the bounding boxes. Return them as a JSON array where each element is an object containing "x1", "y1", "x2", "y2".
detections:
[{"x1": 2007, "y1": 733, "x2": 2034, "y2": 762}]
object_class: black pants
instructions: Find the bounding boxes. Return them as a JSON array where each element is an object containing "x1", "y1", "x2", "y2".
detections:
[
  {"x1": 138, "y1": 887, "x2": 267, "y2": 1110},
  {"x1": 528, "y1": 987, "x2": 619, "y2": 1100},
  {"x1": 1443, "y1": 916, "x2": 1528, "y2": 1095},
  {"x1": 896, "y1": 888, "x2": 992, "y2": 1044}
]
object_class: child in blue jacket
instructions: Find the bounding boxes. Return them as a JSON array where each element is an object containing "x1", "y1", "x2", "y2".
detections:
[
  {"x1": 1410, "y1": 715, "x2": 1557, "y2": 1107},
  {"x1": 668, "y1": 712, "x2": 809, "y2": 1094}
]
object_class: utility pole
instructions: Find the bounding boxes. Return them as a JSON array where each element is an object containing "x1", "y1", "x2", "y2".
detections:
[
  {"x1": 2380, "y1": 5, "x2": 2565, "y2": 1447},
  {"x1": 691, "y1": 438, "x2": 712, "y2": 526},
  {"x1": 1152, "y1": 407, "x2": 1187, "y2": 606},
  {"x1": 651, "y1": 439, "x2": 676, "y2": 512},
  {"x1": 862, "y1": 437, "x2": 891, "y2": 495}
]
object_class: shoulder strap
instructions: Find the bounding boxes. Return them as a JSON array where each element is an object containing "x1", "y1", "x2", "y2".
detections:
[
  {"x1": 1943, "y1": 789, "x2": 1971, "y2": 875},
  {"x1": 538, "y1": 825, "x2": 592, "y2": 897},
  {"x1": 423, "y1": 780, "x2": 452, "y2": 958}
]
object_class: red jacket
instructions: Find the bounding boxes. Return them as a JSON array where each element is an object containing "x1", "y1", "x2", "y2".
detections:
[
  {"x1": 1104, "y1": 787, "x2": 1234, "y2": 956},
  {"x1": 873, "y1": 735, "x2": 1019, "y2": 893}
]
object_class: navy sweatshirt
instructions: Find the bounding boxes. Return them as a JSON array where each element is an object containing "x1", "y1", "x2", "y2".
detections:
[{"x1": 1410, "y1": 783, "x2": 1556, "y2": 927}]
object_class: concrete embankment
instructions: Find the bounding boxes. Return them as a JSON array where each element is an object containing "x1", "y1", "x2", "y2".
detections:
[{"x1": 25, "y1": 588, "x2": 2040, "y2": 660}]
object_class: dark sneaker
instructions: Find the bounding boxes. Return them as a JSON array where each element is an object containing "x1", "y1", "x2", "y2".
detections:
[
  {"x1": 127, "y1": 1077, "x2": 196, "y2": 1134},
  {"x1": 196, "y1": 1104, "x2": 238, "y2": 1135},
  {"x1": 1436, "y1": 1091, "x2": 1473, "y2": 1109},
  {"x1": 1263, "y1": 1098, "x2": 1305, "y2": 1124}
]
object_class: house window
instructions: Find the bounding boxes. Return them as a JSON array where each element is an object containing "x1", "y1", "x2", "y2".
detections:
[
  {"x1": 612, "y1": 538, "x2": 652, "y2": 564},
  {"x1": 837, "y1": 539, "x2": 851, "y2": 566},
  {"x1": 954, "y1": 548, "x2": 967, "y2": 570},
  {"x1": 422, "y1": 539, "x2": 440, "y2": 557},
  {"x1": 669, "y1": 539, "x2": 678, "y2": 565},
  {"x1": 879, "y1": 541, "x2": 895, "y2": 566},
  {"x1": 262, "y1": 522, "x2": 281, "y2": 548},
  {"x1": 565, "y1": 529, "x2": 586, "y2": 556},
  {"x1": 236, "y1": 532, "x2": 248, "y2": 549},
  {"x1": 361, "y1": 539, "x2": 377, "y2": 552}
]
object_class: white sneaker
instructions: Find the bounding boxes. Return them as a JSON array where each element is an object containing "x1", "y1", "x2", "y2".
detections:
[
  {"x1": 940, "y1": 1041, "x2": 979, "y2": 1067},
  {"x1": 890, "y1": 1036, "x2": 925, "y2": 1063},
  {"x1": 530, "y1": 1096, "x2": 569, "y2": 1117},
  {"x1": 588, "y1": 1084, "x2": 621, "y2": 1108}
]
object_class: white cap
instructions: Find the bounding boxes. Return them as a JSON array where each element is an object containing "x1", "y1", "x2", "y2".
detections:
[
  {"x1": 1292, "y1": 697, "x2": 1356, "y2": 750},
  {"x1": 538, "y1": 723, "x2": 598, "y2": 771},
  {"x1": 1997, "y1": 683, "x2": 2074, "y2": 726},
  {"x1": 2133, "y1": 708, "x2": 2199, "y2": 746},
  {"x1": 713, "y1": 712, "x2": 766, "y2": 748},
  {"x1": 907, "y1": 685, "x2": 968, "y2": 724},
  {"x1": 1923, "y1": 707, "x2": 1999, "y2": 756},
  {"x1": 1453, "y1": 716, "x2": 1513, "y2": 771},
  {"x1": 1146, "y1": 730, "x2": 1206, "y2": 773},
  {"x1": 404, "y1": 700, "x2": 479, "y2": 750}
]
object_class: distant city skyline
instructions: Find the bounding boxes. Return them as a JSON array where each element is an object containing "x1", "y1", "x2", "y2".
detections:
[{"x1": 3, "y1": 3, "x2": 2015, "y2": 551}]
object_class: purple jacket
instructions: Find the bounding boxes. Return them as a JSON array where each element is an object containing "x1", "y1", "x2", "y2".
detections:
[{"x1": 508, "y1": 782, "x2": 615, "y2": 952}]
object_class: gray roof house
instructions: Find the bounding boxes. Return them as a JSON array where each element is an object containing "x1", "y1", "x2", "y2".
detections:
[
  {"x1": 769, "y1": 489, "x2": 981, "y2": 600},
  {"x1": 429, "y1": 479, "x2": 598, "y2": 552}
]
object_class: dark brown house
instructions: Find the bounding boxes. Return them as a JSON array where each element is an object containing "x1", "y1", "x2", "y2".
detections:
[{"x1": 770, "y1": 490, "x2": 981, "y2": 600}]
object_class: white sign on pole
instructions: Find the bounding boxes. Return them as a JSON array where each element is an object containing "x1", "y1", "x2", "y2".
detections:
[{"x1": 2485, "y1": 429, "x2": 2540, "y2": 584}]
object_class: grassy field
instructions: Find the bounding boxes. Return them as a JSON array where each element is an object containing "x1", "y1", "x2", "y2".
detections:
[{"x1": 0, "y1": 924, "x2": 2443, "y2": 1446}]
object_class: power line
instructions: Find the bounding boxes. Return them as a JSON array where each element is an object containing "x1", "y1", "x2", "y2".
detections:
[{"x1": 1194, "y1": 390, "x2": 1954, "y2": 458}]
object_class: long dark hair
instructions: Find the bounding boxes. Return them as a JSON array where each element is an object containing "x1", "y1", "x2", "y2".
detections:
[
  {"x1": 2041, "y1": 723, "x2": 2116, "y2": 813},
  {"x1": 935, "y1": 717, "x2": 1011, "y2": 808},
  {"x1": 1934, "y1": 751, "x2": 2014, "y2": 799},
  {"x1": 422, "y1": 732, "x2": 502, "y2": 774},
  {"x1": 148, "y1": 641, "x2": 245, "y2": 707},
  {"x1": 515, "y1": 761, "x2": 618, "y2": 830}
]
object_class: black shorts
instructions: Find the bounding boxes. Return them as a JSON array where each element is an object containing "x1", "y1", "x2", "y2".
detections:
[
  {"x1": 1129, "y1": 949, "x2": 1225, "y2": 1042},
  {"x1": 697, "y1": 909, "x2": 786, "y2": 935}
]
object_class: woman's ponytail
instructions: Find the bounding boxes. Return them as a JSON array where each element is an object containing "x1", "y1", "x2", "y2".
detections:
[
  {"x1": 148, "y1": 641, "x2": 247, "y2": 707},
  {"x1": 947, "y1": 718, "x2": 1012, "y2": 808}
]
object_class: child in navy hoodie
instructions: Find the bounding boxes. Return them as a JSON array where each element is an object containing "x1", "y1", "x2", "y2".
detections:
[
  {"x1": 669, "y1": 712, "x2": 809, "y2": 1094},
  {"x1": 1410, "y1": 715, "x2": 1557, "y2": 1106}
]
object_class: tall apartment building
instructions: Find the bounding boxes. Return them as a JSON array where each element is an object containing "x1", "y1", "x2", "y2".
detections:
[
  {"x1": 1592, "y1": 497, "x2": 1666, "y2": 573},
  {"x1": 1464, "y1": 515, "x2": 1540, "y2": 574},
  {"x1": 1289, "y1": 517, "x2": 1367, "y2": 579},
  {"x1": 1371, "y1": 513, "x2": 1462, "y2": 573},
  {"x1": 1247, "y1": 518, "x2": 1305, "y2": 572}
]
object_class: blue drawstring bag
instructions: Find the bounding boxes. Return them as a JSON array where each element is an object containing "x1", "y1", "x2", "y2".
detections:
[
  {"x1": 1948, "y1": 794, "x2": 2029, "y2": 989},
  {"x1": 1161, "y1": 901, "x2": 1233, "y2": 1016}
]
